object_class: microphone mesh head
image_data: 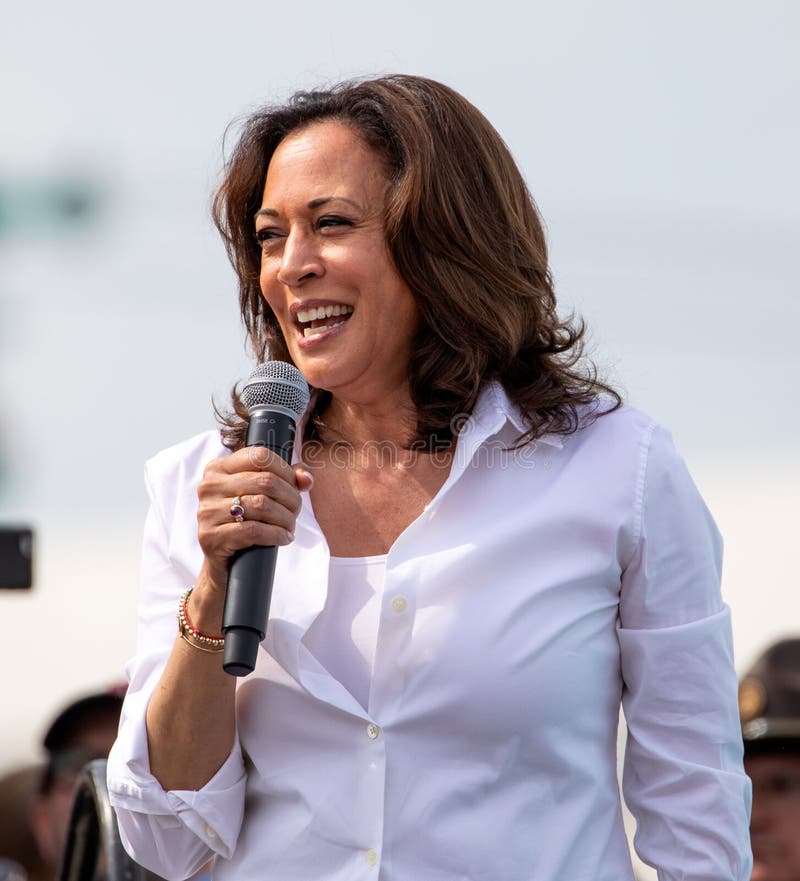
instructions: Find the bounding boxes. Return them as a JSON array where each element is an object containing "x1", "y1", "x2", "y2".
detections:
[{"x1": 240, "y1": 361, "x2": 310, "y2": 421}]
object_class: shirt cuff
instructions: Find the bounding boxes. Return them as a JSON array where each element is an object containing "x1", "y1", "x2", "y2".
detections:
[{"x1": 107, "y1": 684, "x2": 246, "y2": 859}]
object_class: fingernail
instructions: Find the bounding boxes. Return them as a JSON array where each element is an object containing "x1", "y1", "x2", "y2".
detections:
[{"x1": 286, "y1": 531, "x2": 295, "y2": 543}]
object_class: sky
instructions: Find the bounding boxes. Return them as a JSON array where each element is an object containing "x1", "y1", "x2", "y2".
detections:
[{"x1": 1, "y1": 2, "x2": 798, "y2": 871}]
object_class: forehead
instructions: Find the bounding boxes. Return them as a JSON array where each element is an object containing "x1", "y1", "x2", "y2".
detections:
[{"x1": 263, "y1": 121, "x2": 388, "y2": 200}]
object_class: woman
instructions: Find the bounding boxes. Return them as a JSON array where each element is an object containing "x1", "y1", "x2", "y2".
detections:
[{"x1": 107, "y1": 75, "x2": 751, "y2": 880}]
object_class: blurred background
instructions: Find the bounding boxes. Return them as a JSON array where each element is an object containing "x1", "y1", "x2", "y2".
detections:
[{"x1": 1, "y1": 0, "x2": 797, "y2": 874}]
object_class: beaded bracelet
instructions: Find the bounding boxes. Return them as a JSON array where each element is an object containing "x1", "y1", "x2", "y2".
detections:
[{"x1": 177, "y1": 588, "x2": 225, "y2": 653}]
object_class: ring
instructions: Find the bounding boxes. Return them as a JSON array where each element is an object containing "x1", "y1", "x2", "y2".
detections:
[{"x1": 229, "y1": 496, "x2": 246, "y2": 523}]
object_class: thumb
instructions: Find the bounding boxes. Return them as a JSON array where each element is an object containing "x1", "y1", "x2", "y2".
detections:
[{"x1": 293, "y1": 464, "x2": 315, "y2": 491}]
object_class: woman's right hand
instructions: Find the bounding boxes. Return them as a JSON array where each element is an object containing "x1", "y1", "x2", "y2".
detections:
[
  {"x1": 193, "y1": 446, "x2": 314, "y2": 612},
  {"x1": 146, "y1": 447, "x2": 314, "y2": 791}
]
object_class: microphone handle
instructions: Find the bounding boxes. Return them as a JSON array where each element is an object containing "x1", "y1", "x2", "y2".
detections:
[
  {"x1": 222, "y1": 546, "x2": 278, "y2": 676},
  {"x1": 222, "y1": 409, "x2": 297, "y2": 677}
]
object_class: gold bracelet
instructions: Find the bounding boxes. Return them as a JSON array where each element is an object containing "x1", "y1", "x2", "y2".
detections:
[
  {"x1": 178, "y1": 630, "x2": 225, "y2": 653},
  {"x1": 177, "y1": 588, "x2": 226, "y2": 650}
]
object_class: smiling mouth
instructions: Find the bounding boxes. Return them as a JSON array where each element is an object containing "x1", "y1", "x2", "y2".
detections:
[{"x1": 295, "y1": 303, "x2": 354, "y2": 338}]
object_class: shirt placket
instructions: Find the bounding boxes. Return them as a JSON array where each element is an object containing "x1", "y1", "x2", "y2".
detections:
[{"x1": 351, "y1": 557, "x2": 415, "y2": 877}]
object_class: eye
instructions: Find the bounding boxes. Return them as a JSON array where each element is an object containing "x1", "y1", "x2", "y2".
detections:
[
  {"x1": 317, "y1": 215, "x2": 352, "y2": 230},
  {"x1": 255, "y1": 227, "x2": 283, "y2": 248}
]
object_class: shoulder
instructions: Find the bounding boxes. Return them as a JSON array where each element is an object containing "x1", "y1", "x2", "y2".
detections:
[
  {"x1": 143, "y1": 430, "x2": 229, "y2": 520},
  {"x1": 555, "y1": 404, "x2": 683, "y2": 534},
  {"x1": 491, "y1": 383, "x2": 657, "y2": 456},
  {"x1": 145, "y1": 430, "x2": 228, "y2": 487},
  {"x1": 574, "y1": 403, "x2": 698, "y2": 488},
  {"x1": 563, "y1": 400, "x2": 658, "y2": 462},
  {"x1": 568, "y1": 403, "x2": 696, "y2": 508}
]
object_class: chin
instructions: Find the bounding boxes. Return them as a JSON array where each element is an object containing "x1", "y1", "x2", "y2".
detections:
[{"x1": 283, "y1": 357, "x2": 337, "y2": 393}]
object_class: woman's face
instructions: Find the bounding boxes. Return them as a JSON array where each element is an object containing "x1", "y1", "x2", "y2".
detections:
[{"x1": 256, "y1": 120, "x2": 418, "y2": 403}]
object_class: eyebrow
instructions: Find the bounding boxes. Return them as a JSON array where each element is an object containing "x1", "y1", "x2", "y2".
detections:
[{"x1": 254, "y1": 196, "x2": 362, "y2": 220}]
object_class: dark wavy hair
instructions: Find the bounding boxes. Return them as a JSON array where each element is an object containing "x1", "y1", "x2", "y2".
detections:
[{"x1": 212, "y1": 74, "x2": 620, "y2": 449}]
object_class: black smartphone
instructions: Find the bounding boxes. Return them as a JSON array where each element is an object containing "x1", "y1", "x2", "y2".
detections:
[{"x1": 0, "y1": 526, "x2": 33, "y2": 589}]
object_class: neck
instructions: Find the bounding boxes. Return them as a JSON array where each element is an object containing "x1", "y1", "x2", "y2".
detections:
[{"x1": 316, "y1": 394, "x2": 419, "y2": 448}]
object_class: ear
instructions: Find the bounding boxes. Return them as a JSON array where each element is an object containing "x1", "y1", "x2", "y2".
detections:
[{"x1": 30, "y1": 794, "x2": 60, "y2": 866}]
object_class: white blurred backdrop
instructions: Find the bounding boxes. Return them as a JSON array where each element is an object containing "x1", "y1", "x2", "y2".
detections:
[{"x1": 1, "y1": 1, "x2": 798, "y2": 874}]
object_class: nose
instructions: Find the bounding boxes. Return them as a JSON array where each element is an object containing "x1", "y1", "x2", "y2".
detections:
[{"x1": 276, "y1": 227, "x2": 324, "y2": 287}]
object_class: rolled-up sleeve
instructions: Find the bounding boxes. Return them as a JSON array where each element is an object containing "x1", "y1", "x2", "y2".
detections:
[
  {"x1": 618, "y1": 425, "x2": 752, "y2": 879},
  {"x1": 107, "y1": 437, "x2": 247, "y2": 880},
  {"x1": 108, "y1": 687, "x2": 245, "y2": 878}
]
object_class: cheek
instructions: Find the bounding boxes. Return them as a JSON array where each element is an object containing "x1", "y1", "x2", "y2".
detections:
[
  {"x1": 389, "y1": 290, "x2": 419, "y2": 339},
  {"x1": 259, "y1": 263, "x2": 277, "y2": 302},
  {"x1": 259, "y1": 276, "x2": 287, "y2": 321}
]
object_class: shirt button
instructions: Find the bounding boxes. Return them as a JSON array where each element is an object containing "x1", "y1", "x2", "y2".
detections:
[
  {"x1": 204, "y1": 824, "x2": 217, "y2": 839},
  {"x1": 365, "y1": 849, "x2": 378, "y2": 867},
  {"x1": 391, "y1": 595, "x2": 408, "y2": 613},
  {"x1": 366, "y1": 723, "x2": 380, "y2": 740}
]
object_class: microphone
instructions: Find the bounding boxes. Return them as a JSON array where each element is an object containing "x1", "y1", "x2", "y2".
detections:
[{"x1": 222, "y1": 361, "x2": 310, "y2": 676}]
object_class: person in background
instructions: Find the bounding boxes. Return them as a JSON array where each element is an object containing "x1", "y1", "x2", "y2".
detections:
[
  {"x1": 107, "y1": 74, "x2": 752, "y2": 879},
  {"x1": 30, "y1": 687, "x2": 124, "y2": 877},
  {"x1": 739, "y1": 638, "x2": 800, "y2": 881},
  {"x1": 0, "y1": 764, "x2": 46, "y2": 881}
]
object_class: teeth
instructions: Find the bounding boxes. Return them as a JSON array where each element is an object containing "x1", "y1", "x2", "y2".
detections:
[
  {"x1": 296, "y1": 304, "x2": 353, "y2": 323},
  {"x1": 303, "y1": 319, "x2": 347, "y2": 338}
]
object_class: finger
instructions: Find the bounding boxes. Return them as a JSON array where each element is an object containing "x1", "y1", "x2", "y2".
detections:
[
  {"x1": 199, "y1": 467, "x2": 303, "y2": 516},
  {"x1": 198, "y1": 520, "x2": 295, "y2": 562},
  {"x1": 220, "y1": 445, "x2": 298, "y2": 481},
  {"x1": 220, "y1": 519, "x2": 295, "y2": 548},
  {"x1": 232, "y1": 470, "x2": 304, "y2": 516},
  {"x1": 231, "y1": 492, "x2": 297, "y2": 532},
  {"x1": 197, "y1": 492, "x2": 300, "y2": 539},
  {"x1": 199, "y1": 467, "x2": 305, "y2": 532},
  {"x1": 293, "y1": 465, "x2": 314, "y2": 492}
]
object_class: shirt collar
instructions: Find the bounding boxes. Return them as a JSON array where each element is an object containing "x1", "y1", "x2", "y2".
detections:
[
  {"x1": 293, "y1": 383, "x2": 564, "y2": 456},
  {"x1": 473, "y1": 382, "x2": 564, "y2": 449}
]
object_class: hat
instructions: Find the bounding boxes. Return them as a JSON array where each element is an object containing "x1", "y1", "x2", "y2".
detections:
[
  {"x1": 42, "y1": 686, "x2": 125, "y2": 754},
  {"x1": 39, "y1": 685, "x2": 125, "y2": 793},
  {"x1": 739, "y1": 638, "x2": 800, "y2": 754}
]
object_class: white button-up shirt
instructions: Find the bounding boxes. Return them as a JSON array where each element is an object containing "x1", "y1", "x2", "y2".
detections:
[{"x1": 107, "y1": 384, "x2": 752, "y2": 880}]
